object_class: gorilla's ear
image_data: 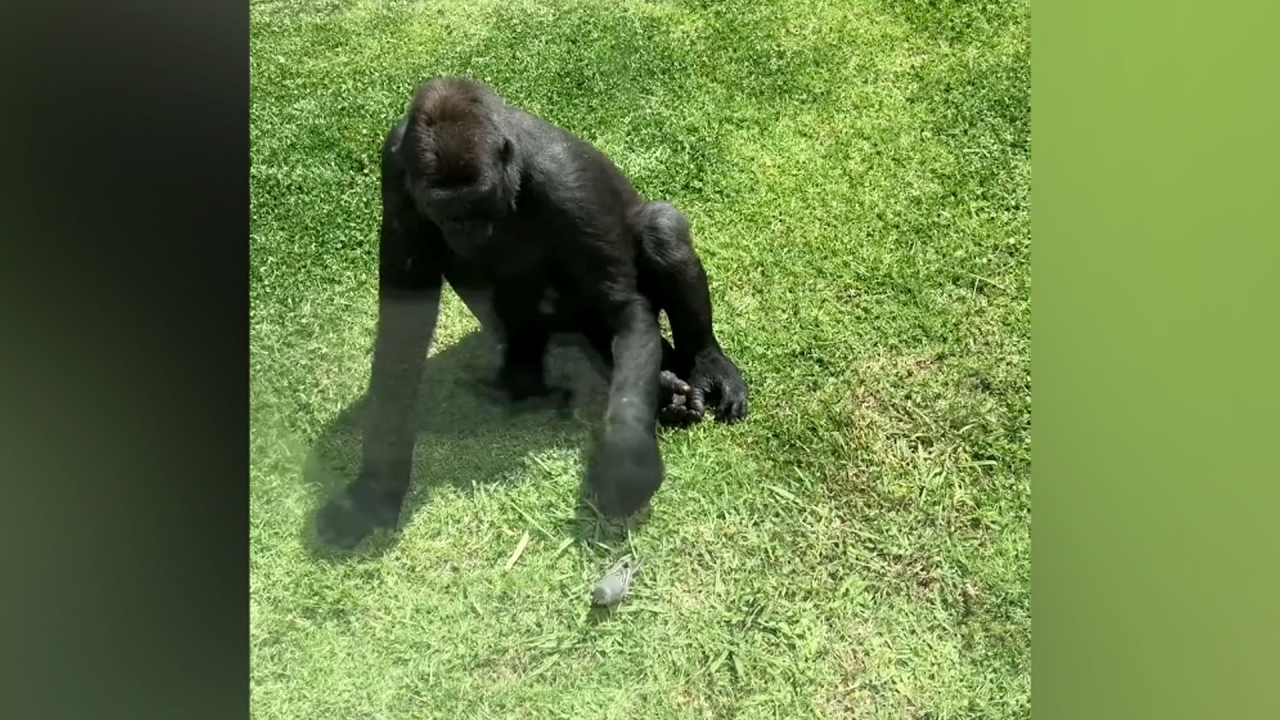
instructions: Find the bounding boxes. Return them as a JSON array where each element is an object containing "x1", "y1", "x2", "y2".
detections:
[{"x1": 499, "y1": 137, "x2": 514, "y2": 164}]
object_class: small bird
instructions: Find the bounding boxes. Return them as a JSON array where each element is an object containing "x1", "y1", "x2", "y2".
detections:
[{"x1": 591, "y1": 555, "x2": 642, "y2": 607}]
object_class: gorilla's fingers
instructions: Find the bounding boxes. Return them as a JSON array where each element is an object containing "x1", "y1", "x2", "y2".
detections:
[
  {"x1": 658, "y1": 404, "x2": 687, "y2": 426},
  {"x1": 721, "y1": 394, "x2": 748, "y2": 423},
  {"x1": 659, "y1": 370, "x2": 690, "y2": 397},
  {"x1": 687, "y1": 387, "x2": 707, "y2": 418}
]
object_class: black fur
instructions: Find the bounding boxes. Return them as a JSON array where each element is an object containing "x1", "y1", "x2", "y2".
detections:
[{"x1": 316, "y1": 78, "x2": 748, "y2": 548}]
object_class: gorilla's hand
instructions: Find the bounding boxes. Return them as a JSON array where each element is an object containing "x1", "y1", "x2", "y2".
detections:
[
  {"x1": 688, "y1": 351, "x2": 748, "y2": 423},
  {"x1": 657, "y1": 370, "x2": 704, "y2": 427}
]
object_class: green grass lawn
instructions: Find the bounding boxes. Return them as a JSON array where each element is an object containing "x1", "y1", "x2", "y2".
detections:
[{"x1": 250, "y1": 0, "x2": 1030, "y2": 717}]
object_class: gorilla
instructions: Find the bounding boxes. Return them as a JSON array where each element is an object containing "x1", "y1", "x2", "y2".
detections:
[{"x1": 317, "y1": 77, "x2": 749, "y2": 548}]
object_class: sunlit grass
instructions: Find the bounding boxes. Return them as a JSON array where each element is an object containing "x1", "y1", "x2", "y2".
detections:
[{"x1": 250, "y1": 0, "x2": 1030, "y2": 716}]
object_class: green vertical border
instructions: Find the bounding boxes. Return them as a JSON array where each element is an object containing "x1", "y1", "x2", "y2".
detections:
[{"x1": 1036, "y1": 0, "x2": 1280, "y2": 716}]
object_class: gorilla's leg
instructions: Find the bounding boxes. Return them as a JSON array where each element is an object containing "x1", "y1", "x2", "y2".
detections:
[
  {"x1": 491, "y1": 282, "x2": 554, "y2": 401},
  {"x1": 632, "y1": 201, "x2": 749, "y2": 422}
]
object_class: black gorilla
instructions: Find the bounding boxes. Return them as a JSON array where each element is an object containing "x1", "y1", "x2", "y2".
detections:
[{"x1": 317, "y1": 77, "x2": 749, "y2": 548}]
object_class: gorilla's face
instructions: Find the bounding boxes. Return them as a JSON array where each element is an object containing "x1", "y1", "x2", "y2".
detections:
[
  {"x1": 409, "y1": 180, "x2": 502, "y2": 257},
  {"x1": 404, "y1": 121, "x2": 516, "y2": 257}
]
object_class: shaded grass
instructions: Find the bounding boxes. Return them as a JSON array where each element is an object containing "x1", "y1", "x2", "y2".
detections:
[{"x1": 251, "y1": 0, "x2": 1030, "y2": 717}]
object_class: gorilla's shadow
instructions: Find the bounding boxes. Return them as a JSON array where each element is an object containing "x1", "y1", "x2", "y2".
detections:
[{"x1": 301, "y1": 329, "x2": 644, "y2": 561}]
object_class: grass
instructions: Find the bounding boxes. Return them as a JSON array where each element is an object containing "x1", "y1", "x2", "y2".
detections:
[{"x1": 249, "y1": 0, "x2": 1031, "y2": 717}]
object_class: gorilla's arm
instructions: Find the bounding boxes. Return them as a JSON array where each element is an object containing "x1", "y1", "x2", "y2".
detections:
[{"x1": 317, "y1": 122, "x2": 444, "y2": 547}]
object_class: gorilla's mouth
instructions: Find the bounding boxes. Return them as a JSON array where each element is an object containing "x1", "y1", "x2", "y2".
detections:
[
  {"x1": 443, "y1": 236, "x2": 476, "y2": 257},
  {"x1": 442, "y1": 222, "x2": 493, "y2": 257}
]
